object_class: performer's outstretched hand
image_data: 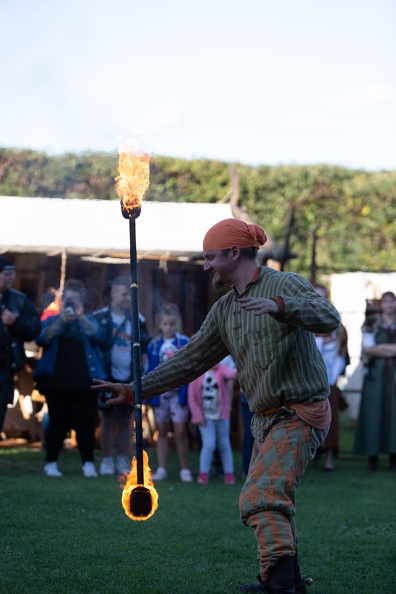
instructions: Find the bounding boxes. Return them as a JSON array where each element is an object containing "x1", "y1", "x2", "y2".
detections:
[{"x1": 91, "y1": 379, "x2": 135, "y2": 405}]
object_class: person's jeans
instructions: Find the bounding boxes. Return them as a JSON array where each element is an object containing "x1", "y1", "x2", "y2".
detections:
[{"x1": 198, "y1": 418, "x2": 234, "y2": 474}]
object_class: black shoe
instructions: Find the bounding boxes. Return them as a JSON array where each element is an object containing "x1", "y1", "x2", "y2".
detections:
[
  {"x1": 267, "y1": 556, "x2": 295, "y2": 593},
  {"x1": 237, "y1": 556, "x2": 313, "y2": 593},
  {"x1": 293, "y1": 550, "x2": 313, "y2": 593},
  {"x1": 237, "y1": 574, "x2": 268, "y2": 592}
]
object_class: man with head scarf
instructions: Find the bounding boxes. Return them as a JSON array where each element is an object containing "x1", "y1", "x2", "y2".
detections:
[{"x1": 92, "y1": 218, "x2": 340, "y2": 593}]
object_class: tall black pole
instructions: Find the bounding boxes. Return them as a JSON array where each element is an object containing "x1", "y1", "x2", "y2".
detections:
[
  {"x1": 280, "y1": 204, "x2": 295, "y2": 272},
  {"x1": 129, "y1": 217, "x2": 144, "y2": 485}
]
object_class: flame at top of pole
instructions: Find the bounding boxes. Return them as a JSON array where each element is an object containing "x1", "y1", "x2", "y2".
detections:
[{"x1": 115, "y1": 143, "x2": 151, "y2": 219}]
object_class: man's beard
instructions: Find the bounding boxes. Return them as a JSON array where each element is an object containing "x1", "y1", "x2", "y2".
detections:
[{"x1": 212, "y1": 277, "x2": 226, "y2": 293}]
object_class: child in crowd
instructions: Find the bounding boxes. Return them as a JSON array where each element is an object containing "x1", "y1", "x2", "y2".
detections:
[
  {"x1": 146, "y1": 304, "x2": 193, "y2": 482},
  {"x1": 188, "y1": 362, "x2": 237, "y2": 485}
]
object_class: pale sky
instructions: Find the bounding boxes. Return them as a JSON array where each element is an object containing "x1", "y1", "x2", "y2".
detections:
[{"x1": 1, "y1": 0, "x2": 395, "y2": 171}]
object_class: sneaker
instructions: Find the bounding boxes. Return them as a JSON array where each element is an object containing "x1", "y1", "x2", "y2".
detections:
[
  {"x1": 180, "y1": 468, "x2": 193, "y2": 483},
  {"x1": 152, "y1": 467, "x2": 167, "y2": 481},
  {"x1": 99, "y1": 458, "x2": 115, "y2": 476},
  {"x1": 116, "y1": 455, "x2": 130, "y2": 475},
  {"x1": 82, "y1": 462, "x2": 98, "y2": 478},
  {"x1": 197, "y1": 472, "x2": 209, "y2": 484},
  {"x1": 43, "y1": 462, "x2": 63, "y2": 477},
  {"x1": 224, "y1": 472, "x2": 236, "y2": 485}
]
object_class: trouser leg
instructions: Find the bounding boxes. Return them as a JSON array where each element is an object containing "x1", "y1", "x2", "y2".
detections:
[
  {"x1": 115, "y1": 409, "x2": 134, "y2": 456},
  {"x1": 44, "y1": 391, "x2": 71, "y2": 462},
  {"x1": 72, "y1": 389, "x2": 98, "y2": 463},
  {"x1": 216, "y1": 418, "x2": 234, "y2": 474},
  {"x1": 0, "y1": 398, "x2": 9, "y2": 434},
  {"x1": 239, "y1": 415, "x2": 312, "y2": 584},
  {"x1": 99, "y1": 410, "x2": 116, "y2": 457},
  {"x1": 198, "y1": 421, "x2": 216, "y2": 474},
  {"x1": 0, "y1": 372, "x2": 14, "y2": 433}
]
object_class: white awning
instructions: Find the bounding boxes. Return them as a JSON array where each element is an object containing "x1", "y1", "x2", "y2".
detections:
[{"x1": 1, "y1": 196, "x2": 236, "y2": 260}]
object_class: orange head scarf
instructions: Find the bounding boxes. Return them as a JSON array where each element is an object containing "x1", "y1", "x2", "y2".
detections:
[{"x1": 203, "y1": 219, "x2": 267, "y2": 251}]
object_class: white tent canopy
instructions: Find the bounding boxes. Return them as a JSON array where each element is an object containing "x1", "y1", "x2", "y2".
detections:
[{"x1": 1, "y1": 196, "x2": 236, "y2": 260}]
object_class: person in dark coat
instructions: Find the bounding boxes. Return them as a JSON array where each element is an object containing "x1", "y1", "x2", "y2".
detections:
[
  {"x1": 34, "y1": 280, "x2": 106, "y2": 478},
  {"x1": 0, "y1": 256, "x2": 41, "y2": 435}
]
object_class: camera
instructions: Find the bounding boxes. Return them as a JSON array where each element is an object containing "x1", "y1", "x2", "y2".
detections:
[{"x1": 64, "y1": 301, "x2": 75, "y2": 314}]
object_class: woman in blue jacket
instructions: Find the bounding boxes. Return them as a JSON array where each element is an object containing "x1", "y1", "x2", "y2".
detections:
[{"x1": 34, "y1": 280, "x2": 106, "y2": 478}]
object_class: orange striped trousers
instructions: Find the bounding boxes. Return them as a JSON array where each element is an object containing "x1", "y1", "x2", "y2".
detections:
[{"x1": 239, "y1": 414, "x2": 312, "y2": 581}]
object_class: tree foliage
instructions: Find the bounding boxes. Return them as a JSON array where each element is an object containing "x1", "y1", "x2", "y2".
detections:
[{"x1": 1, "y1": 148, "x2": 395, "y2": 277}]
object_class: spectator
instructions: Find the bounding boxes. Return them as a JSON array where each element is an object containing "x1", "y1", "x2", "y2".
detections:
[
  {"x1": 313, "y1": 283, "x2": 349, "y2": 471},
  {"x1": 146, "y1": 303, "x2": 193, "y2": 483},
  {"x1": 0, "y1": 256, "x2": 41, "y2": 436},
  {"x1": 34, "y1": 280, "x2": 106, "y2": 478},
  {"x1": 188, "y1": 362, "x2": 237, "y2": 484},
  {"x1": 354, "y1": 291, "x2": 396, "y2": 472},
  {"x1": 94, "y1": 276, "x2": 149, "y2": 476},
  {"x1": 40, "y1": 288, "x2": 62, "y2": 321}
]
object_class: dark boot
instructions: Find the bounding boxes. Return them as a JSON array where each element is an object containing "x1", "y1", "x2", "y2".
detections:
[
  {"x1": 293, "y1": 550, "x2": 307, "y2": 594},
  {"x1": 293, "y1": 550, "x2": 313, "y2": 593},
  {"x1": 267, "y1": 556, "x2": 295, "y2": 593},
  {"x1": 237, "y1": 556, "x2": 306, "y2": 593},
  {"x1": 237, "y1": 574, "x2": 269, "y2": 592}
]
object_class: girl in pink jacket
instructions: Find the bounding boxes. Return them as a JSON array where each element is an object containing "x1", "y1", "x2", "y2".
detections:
[{"x1": 188, "y1": 363, "x2": 237, "y2": 484}]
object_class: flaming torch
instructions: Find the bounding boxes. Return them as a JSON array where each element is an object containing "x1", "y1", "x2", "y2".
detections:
[{"x1": 115, "y1": 145, "x2": 158, "y2": 521}]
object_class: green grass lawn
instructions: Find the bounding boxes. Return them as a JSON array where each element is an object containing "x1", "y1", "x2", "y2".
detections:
[{"x1": 1, "y1": 416, "x2": 395, "y2": 594}]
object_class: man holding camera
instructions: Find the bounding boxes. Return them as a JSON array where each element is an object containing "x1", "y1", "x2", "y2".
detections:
[
  {"x1": 33, "y1": 280, "x2": 106, "y2": 477},
  {"x1": 0, "y1": 256, "x2": 41, "y2": 437}
]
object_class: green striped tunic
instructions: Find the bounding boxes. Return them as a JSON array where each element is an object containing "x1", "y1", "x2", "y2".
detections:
[{"x1": 137, "y1": 266, "x2": 341, "y2": 438}]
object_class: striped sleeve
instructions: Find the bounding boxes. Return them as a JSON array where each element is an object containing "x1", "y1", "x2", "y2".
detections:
[{"x1": 136, "y1": 305, "x2": 229, "y2": 399}]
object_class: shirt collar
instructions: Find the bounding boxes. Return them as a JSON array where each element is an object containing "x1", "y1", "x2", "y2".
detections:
[{"x1": 233, "y1": 266, "x2": 261, "y2": 298}]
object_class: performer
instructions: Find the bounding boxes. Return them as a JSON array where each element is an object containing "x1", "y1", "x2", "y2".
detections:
[{"x1": 92, "y1": 218, "x2": 340, "y2": 593}]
